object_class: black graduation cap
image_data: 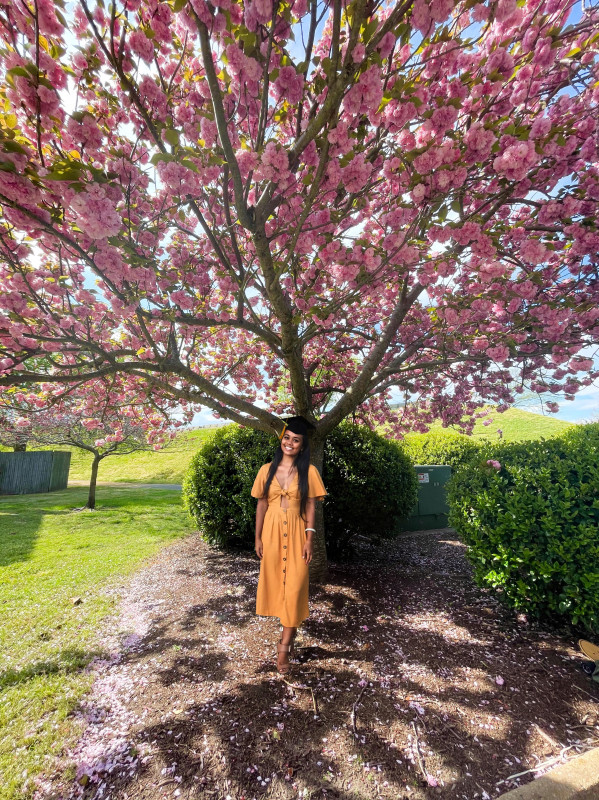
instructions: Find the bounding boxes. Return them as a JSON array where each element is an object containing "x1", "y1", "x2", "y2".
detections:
[{"x1": 279, "y1": 415, "x2": 316, "y2": 439}]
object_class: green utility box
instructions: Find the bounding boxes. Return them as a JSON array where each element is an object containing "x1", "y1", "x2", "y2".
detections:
[{"x1": 401, "y1": 465, "x2": 452, "y2": 531}]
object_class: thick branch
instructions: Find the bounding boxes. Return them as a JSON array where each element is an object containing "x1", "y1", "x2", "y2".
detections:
[{"x1": 192, "y1": 11, "x2": 254, "y2": 231}]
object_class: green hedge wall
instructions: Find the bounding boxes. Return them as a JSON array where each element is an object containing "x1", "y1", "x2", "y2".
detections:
[
  {"x1": 447, "y1": 423, "x2": 599, "y2": 632},
  {"x1": 182, "y1": 423, "x2": 417, "y2": 559},
  {"x1": 401, "y1": 430, "x2": 484, "y2": 469}
]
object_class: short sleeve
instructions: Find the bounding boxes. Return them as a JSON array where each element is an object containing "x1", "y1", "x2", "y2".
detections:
[
  {"x1": 251, "y1": 464, "x2": 270, "y2": 499},
  {"x1": 308, "y1": 464, "x2": 327, "y2": 500}
]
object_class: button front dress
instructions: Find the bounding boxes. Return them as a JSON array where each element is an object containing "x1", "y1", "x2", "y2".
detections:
[{"x1": 251, "y1": 463, "x2": 327, "y2": 627}]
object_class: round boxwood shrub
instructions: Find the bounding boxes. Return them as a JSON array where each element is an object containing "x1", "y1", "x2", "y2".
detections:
[
  {"x1": 323, "y1": 423, "x2": 418, "y2": 557},
  {"x1": 447, "y1": 423, "x2": 599, "y2": 632},
  {"x1": 401, "y1": 430, "x2": 484, "y2": 470},
  {"x1": 182, "y1": 425, "x2": 273, "y2": 549},
  {"x1": 182, "y1": 422, "x2": 418, "y2": 559}
]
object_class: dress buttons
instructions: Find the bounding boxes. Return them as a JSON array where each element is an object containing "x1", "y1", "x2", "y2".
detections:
[
  {"x1": 283, "y1": 568, "x2": 286, "y2": 573},
  {"x1": 283, "y1": 557, "x2": 286, "y2": 561},
  {"x1": 283, "y1": 521, "x2": 287, "y2": 525},
  {"x1": 283, "y1": 545, "x2": 287, "y2": 549},
  {"x1": 284, "y1": 533, "x2": 287, "y2": 537}
]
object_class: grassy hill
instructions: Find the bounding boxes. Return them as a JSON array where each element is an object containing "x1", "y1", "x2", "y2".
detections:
[
  {"x1": 5, "y1": 409, "x2": 573, "y2": 486},
  {"x1": 425, "y1": 406, "x2": 573, "y2": 442},
  {"x1": 66, "y1": 427, "x2": 215, "y2": 484}
]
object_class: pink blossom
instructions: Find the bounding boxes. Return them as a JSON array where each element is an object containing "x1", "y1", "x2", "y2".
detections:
[
  {"x1": 569, "y1": 358, "x2": 594, "y2": 372},
  {"x1": 252, "y1": 0, "x2": 273, "y2": 24},
  {"x1": 411, "y1": 183, "x2": 427, "y2": 203},
  {"x1": 70, "y1": 185, "x2": 122, "y2": 240},
  {"x1": 493, "y1": 140, "x2": 539, "y2": 182},
  {"x1": 495, "y1": 0, "x2": 517, "y2": 22},
  {"x1": 487, "y1": 345, "x2": 510, "y2": 363},
  {"x1": 37, "y1": 0, "x2": 65, "y2": 36},
  {"x1": 273, "y1": 66, "x2": 304, "y2": 105},
  {"x1": 352, "y1": 44, "x2": 366, "y2": 63},
  {"x1": 377, "y1": 32, "x2": 396, "y2": 60},
  {"x1": 520, "y1": 239, "x2": 547, "y2": 265},
  {"x1": 129, "y1": 30, "x2": 154, "y2": 62},
  {"x1": 411, "y1": 0, "x2": 431, "y2": 34}
]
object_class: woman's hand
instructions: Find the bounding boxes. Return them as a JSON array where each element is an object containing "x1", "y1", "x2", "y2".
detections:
[
  {"x1": 255, "y1": 537, "x2": 263, "y2": 559},
  {"x1": 302, "y1": 537, "x2": 313, "y2": 565}
]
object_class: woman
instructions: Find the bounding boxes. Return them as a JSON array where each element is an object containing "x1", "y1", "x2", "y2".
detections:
[{"x1": 251, "y1": 416, "x2": 327, "y2": 674}]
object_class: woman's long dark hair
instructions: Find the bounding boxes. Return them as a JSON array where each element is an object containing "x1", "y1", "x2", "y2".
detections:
[{"x1": 262, "y1": 436, "x2": 311, "y2": 520}]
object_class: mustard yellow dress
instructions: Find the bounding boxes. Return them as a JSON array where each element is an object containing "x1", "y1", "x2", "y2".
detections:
[{"x1": 251, "y1": 463, "x2": 327, "y2": 627}]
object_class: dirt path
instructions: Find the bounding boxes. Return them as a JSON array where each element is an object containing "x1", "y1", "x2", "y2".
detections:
[{"x1": 39, "y1": 530, "x2": 599, "y2": 800}]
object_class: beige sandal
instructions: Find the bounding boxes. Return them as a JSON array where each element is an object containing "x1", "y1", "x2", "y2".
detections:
[
  {"x1": 579, "y1": 639, "x2": 599, "y2": 661},
  {"x1": 277, "y1": 642, "x2": 292, "y2": 674}
]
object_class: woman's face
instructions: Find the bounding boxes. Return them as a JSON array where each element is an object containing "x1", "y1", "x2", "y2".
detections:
[{"x1": 281, "y1": 431, "x2": 303, "y2": 458}]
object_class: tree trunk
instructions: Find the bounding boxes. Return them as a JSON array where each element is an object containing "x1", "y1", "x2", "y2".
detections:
[
  {"x1": 13, "y1": 441, "x2": 27, "y2": 452},
  {"x1": 309, "y1": 436, "x2": 328, "y2": 583},
  {"x1": 87, "y1": 454, "x2": 101, "y2": 510}
]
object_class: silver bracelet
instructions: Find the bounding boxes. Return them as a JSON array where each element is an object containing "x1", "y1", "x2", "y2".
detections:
[{"x1": 305, "y1": 527, "x2": 316, "y2": 532}]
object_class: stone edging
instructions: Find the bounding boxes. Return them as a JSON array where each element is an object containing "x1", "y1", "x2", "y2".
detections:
[{"x1": 496, "y1": 746, "x2": 599, "y2": 800}]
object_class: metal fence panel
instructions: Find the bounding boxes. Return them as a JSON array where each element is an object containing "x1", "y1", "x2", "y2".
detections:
[
  {"x1": 49, "y1": 451, "x2": 71, "y2": 491},
  {"x1": 0, "y1": 451, "x2": 71, "y2": 495}
]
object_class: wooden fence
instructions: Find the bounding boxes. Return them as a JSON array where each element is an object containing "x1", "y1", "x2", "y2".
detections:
[{"x1": 0, "y1": 451, "x2": 71, "y2": 495}]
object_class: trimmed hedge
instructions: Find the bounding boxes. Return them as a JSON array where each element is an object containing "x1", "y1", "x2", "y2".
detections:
[
  {"x1": 448, "y1": 423, "x2": 599, "y2": 632},
  {"x1": 182, "y1": 423, "x2": 418, "y2": 559},
  {"x1": 323, "y1": 424, "x2": 418, "y2": 557},
  {"x1": 182, "y1": 425, "x2": 272, "y2": 549},
  {"x1": 401, "y1": 430, "x2": 484, "y2": 470}
]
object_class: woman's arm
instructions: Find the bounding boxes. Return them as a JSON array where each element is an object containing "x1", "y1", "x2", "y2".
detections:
[
  {"x1": 302, "y1": 498, "x2": 316, "y2": 565},
  {"x1": 255, "y1": 497, "x2": 268, "y2": 559}
]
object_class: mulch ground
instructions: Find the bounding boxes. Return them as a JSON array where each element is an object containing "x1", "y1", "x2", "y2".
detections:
[{"x1": 37, "y1": 529, "x2": 599, "y2": 800}]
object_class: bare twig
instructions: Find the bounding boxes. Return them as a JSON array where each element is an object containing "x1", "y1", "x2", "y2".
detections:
[
  {"x1": 411, "y1": 721, "x2": 432, "y2": 785},
  {"x1": 572, "y1": 684, "x2": 599, "y2": 702},
  {"x1": 351, "y1": 686, "x2": 367, "y2": 735},
  {"x1": 533, "y1": 723, "x2": 562, "y2": 750},
  {"x1": 281, "y1": 678, "x2": 319, "y2": 714},
  {"x1": 431, "y1": 712, "x2": 463, "y2": 741},
  {"x1": 500, "y1": 743, "x2": 585, "y2": 785},
  {"x1": 310, "y1": 687, "x2": 319, "y2": 716}
]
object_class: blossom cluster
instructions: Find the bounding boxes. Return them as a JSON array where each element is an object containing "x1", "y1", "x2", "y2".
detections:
[{"x1": 0, "y1": 0, "x2": 597, "y2": 442}]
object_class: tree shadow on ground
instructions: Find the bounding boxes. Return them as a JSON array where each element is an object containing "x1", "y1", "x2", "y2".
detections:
[
  {"x1": 0, "y1": 646, "x2": 101, "y2": 689},
  {"x1": 0, "y1": 508, "x2": 44, "y2": 566},
  {"x1": 73, "y1": 530, "x2": 598, "y2": 800}
]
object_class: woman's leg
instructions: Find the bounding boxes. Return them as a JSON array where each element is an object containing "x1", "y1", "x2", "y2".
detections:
[{"x1": 278, "y1": 625, "x2": 297, "y2": 671}]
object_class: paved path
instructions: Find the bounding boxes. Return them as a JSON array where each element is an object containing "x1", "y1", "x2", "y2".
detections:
[{"x1": 68, "y1": 481, "x2": 182, "y2": 490}]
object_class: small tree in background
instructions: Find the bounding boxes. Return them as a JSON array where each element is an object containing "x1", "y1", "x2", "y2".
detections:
[{"x1": 0, "y1": 380, "x2": 180, "y2": 508}]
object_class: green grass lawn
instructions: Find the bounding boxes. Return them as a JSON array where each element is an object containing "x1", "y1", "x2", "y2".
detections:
[{"x1": 0, "y1": 487, "x2": 195, "y2": 800}]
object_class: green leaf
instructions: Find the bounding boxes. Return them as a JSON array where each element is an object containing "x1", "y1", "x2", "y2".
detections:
[
  {"x1": 150, "y1": 152, "x2": 176, "y2": 166},
  {"x1": 163, "y1": 128, "x2": 180, "y2": 147}
]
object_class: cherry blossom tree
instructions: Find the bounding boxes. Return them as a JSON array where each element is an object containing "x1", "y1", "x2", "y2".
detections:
[
  {"x1": 0, "y1": 380, "x2": 178, "y2": 508},
  {"x1": 1, "y1": 0, "x2": 599, "y2": 573}
]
